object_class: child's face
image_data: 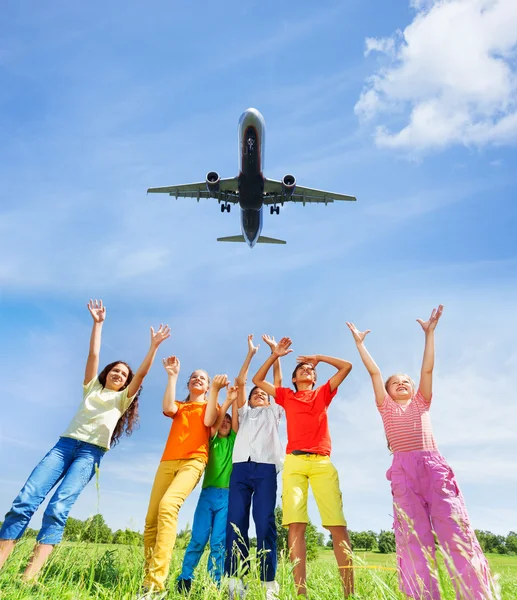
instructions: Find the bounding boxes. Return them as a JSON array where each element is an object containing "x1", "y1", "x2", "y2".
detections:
[
  {"x1": 387, "y1": 375, "x2": 413, "y2": 401},
  {"x1": 105, "y1": 363, "x2": 130, "y2": 391},
  {"x1": 218, "y1": 415, "x2": 232, "y2": 437},
  {"x1": 249, "y1": 387, "x2": 269, "y2": 408},
  {"x1": 292, "y1": 363, "x2": 316, "y2": 389},
  {"x1": 188, "y1": 370, "x2": 210, "y2": 395}
]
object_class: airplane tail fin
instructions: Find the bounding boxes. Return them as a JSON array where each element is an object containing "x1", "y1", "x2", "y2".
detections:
[
  {"x1": 217, "y1": 235, "x2": 286, "y2": 245},
  {"x1": 257, "y1": 236, "x2": 286, "y2": 244},
  {"x1": 217, "y1": 235, "x2": 246, "y2": 243}
]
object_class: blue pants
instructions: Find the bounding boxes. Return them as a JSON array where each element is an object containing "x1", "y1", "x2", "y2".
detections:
[
  {"x1": 178, "y1": 487, "x2": 229, "y2": 584},
  {"x1": 0, "y1": 437, "x2": 105, "y2": 545},
  {"x1": 225, "y1": 461, "x2": 277, "y2": 582}
]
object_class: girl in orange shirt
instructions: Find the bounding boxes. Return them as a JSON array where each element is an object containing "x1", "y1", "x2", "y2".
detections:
[{"x1": 141, "y1": 356, "x2": 221, "y2": 596}]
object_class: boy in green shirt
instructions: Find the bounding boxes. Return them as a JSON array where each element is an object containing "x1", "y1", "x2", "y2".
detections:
[{"x1": 177, "y1": 377, "x2": 238, "y2": 591}]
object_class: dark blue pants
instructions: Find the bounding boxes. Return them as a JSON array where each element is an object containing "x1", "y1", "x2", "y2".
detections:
[{"x1": 224, "y1": 461, "x2": 277, "y2": 582}]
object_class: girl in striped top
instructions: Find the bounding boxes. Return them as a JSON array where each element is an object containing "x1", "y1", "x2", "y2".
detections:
[{"x1": 347, "y1": 306, "x2": 493, "y2": 600}]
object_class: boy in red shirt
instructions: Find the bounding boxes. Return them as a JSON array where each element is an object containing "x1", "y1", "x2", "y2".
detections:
[{"x1": 252, "y1": 338, "x2": 354, "y2": 598}]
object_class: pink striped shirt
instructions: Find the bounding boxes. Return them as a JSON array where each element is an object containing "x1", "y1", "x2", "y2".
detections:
[{"x1": 377, "y1": 390, "x2": 437, "y2": 453}]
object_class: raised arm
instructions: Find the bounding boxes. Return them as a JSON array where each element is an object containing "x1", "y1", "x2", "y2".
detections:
[
  {"x1": 262, "y1": 335, "x2": 283, "y2": 387},
  {"x1": 416, "y1": 305, "x2": 443, "y2": 402},
  {"x1": 346, "y1": 322, "x2": 386, "y2": 406},
  {"x1": 205, "y1": 374, "x2": 228, "y2": 427},
  {"x1": 252, "y1": 337, "x2": 293, "y2": 397},
  {"x1": 211, "y1": 381, "x2": 239, "y2": 436},
  {"x1": 84, "y1": 299, "x2": 106, "y2": 385},
  {"x1": 296, "y1": 354, "x2": 352, "y2": 393},
  {"x1": 235, "y1": 335, "x2": 259, "y2": 408},
  {"x1": 127, "y1": 324, "x2": 171, "y2": 398},
  {"x1": 162, "y1": 356, "x2": 180, "y2": 417}
]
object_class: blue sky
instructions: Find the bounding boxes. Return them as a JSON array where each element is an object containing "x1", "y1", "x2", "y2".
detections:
[{"x1": 1, "y1": 0, "x2": 516, "y2": 540}]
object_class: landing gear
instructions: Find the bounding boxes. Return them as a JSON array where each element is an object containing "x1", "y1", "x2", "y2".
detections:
[
  {"x1": 270, "y1": 205, "x2": 280, "y2": 215},
  {"x1": 220, "y1": 203, "x2": 231, "y2": 213}
]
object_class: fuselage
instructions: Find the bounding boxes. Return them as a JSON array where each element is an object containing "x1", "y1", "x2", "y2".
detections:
[{"x1": 237, "y1": 108, "x2": 266, "y2": 247}]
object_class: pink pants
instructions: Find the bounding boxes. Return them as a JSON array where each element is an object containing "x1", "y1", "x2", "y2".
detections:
[{"x1": 387, "y1": 451, "x2": 493, "y2": 600}]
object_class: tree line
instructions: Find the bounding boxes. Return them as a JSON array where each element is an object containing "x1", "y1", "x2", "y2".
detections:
[{"x1": 2, "y1": 516, "x2": 515, "y2": 558}]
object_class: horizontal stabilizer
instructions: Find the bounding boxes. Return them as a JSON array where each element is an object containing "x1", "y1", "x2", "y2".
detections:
[
  {"x1": 257, "y1": 236, "x2": 286, "y2": 244},
  {"x1": 217, "y1": 235, "x2": 246, "y2": 243}
]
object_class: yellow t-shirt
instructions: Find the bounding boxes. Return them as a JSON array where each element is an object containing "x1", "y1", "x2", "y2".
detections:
[{"x1": 61, "y1": 377, "x2": 135, "y2": 450}]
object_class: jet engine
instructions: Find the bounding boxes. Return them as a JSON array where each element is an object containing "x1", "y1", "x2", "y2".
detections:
[
  {"x1": 206, "y1": 171, "x2": 220, "y2": 196},
  {"x1": 282, "y1": 174, "x2": 296, "y2": 197}
]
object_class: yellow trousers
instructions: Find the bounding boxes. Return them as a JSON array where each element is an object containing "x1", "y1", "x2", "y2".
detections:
[{"x1": 143, "y1": 458, "x2": 205, "y2": 590}]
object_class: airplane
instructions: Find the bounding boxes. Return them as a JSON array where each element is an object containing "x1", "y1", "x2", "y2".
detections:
[{"x1": 147, "y1": 108, "x2": 356, "y2": 247}]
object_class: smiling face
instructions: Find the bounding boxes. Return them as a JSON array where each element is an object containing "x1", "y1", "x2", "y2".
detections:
[
  {"x1": 188, "y1": 370, "x2": 210, "y2": 398},
  {"x1": 248, "y1": 386, "x2": 270, "y2": 408},
  {"x1": 218, "y1": 414, "x2": 232, "y2": 437},
  {"x1": 105, "y1": 363, "x2": 130, "y2": 391},
  {"x1": 292, "y1": 362, "x2": 317, "y2": 391},
  {"x1": 386, "y1": 374, "x2": 414, "y2": 402}
]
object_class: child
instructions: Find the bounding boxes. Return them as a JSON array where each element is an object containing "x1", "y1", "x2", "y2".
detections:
[
  {"x1": 176, "y1": 377, "x2": 239, "y2": 591},
  {"x1": 141, "y1": 356, "x2": 219, "y2": 597},
  {"x1": 253, "y1": 337, "x2": 354, "y2": 599},
  {"x1": 347, "y1": 306, "x2": 493, "y2": 600},
  {"x1": 226, "y1": 335, "x2": 283, "y2": 600},
  {"x1": 0, "y1": 299, "x2": 170, "y2": 582}
]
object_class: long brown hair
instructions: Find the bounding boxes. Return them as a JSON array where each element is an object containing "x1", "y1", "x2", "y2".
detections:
[{"x1": 98, "y1": 361, "x2": 141, "y2": 447}]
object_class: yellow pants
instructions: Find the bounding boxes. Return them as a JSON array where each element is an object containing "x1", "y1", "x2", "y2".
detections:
[
  {"x1": 143, "y1": 458, "x2": 205, "y2": 590},
  {"x1": 282, "y1": 453, "x2": 347, "y2": 527}
]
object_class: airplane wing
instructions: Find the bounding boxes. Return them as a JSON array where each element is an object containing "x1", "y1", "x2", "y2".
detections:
[
  {"x1": 147, "y1": 178, "x2": 240, "y2": 203},
  {"x1": 262, "y1": 179, "x2": 356, "y2": 205}
]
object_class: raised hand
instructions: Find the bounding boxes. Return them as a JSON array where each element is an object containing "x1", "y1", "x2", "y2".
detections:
[
  {"x1": 226, "y1": 382, "x2": 239, "y2": 404},
  {"x1": 151, "y1": 324, "x2": 171, "y2": 348},
  {"x1": 88, "y1": 299, "x2": 106, "y2": 323},
  {"x1": 416, "y1": 305, "x2": 444, "y2": 333},
  {"x1": 212, "y1": 374, "x2": 230, "y2": 391},
  {"x1": 247, "y1": 334, "x2": 259, "y2": 356},
  {"x1": 273, "y1": 337, "x2": 293, "y2": 357},
  {"x1": 262, "y1": 334, "x2": 277, "y2": 352},
  {"x1": 346, "y1": 322, "x2": 371, "y2": 344},
  {"x1": 163, "y1": 355, "x2": 180, "y2": 377},
  {"x1": 296, "y1": 355, "x2": 319, "y2": 368}
]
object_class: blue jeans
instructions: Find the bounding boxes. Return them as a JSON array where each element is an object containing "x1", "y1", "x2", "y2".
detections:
[
  {"x1": 225, "y1": 461, "x2": 277, "y2": 582},
  {"x1": 0, "y1": 437, "x2": 105, "y2": 545},
  {"x1": 178, "y1": 486, "x2": 229, "y2": 584}
]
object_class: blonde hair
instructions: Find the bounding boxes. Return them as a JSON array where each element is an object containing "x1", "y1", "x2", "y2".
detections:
[
  {"x1": 185, "y1": 370, "x2": 211, "y2": 402},
  {"x1": 384, "y1": 373, "x2": 416, "y2": 397}
]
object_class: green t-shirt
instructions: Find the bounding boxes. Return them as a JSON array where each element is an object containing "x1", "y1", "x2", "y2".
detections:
[{"x1": 202, "y1": 429, "x2": 237, "y2": 489}]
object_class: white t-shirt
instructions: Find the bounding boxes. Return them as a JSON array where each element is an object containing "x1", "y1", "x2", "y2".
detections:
[
  {"x1": 232, "y1": 399, "x2": 284, "y2": 472},
  {"x1": 61, "y1": 377, "x2": 136, "y2": 450}
]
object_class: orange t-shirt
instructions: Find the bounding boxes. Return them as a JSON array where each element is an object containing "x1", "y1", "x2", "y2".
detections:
[
  {"x1": 161, "y1": 401, "x2": 210, "y2": 463},
  {"x1": 275, "y1": 382, "x2": 337, "y2": 456}
]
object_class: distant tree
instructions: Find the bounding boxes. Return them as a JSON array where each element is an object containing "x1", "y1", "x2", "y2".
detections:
[
  {"x1": 64, "y1": 517, "x2": 85, "y2": 541},
  {"x1": 475, "y1": 530, "x2": 507, "y2": 554},
  {"x1": 112, "y1": 528, "x2": 143, "y2": 546},
  {"x1": 326, "y1": 537, "x2": 333, "y2": 548},
  {"x1": 506, "y1": 532, "x2": 517, "y2": 555},
  {"x1": 378, "y1": 530, "x2": 396, "y2": 554},
  {"x1": 81, "y1": 514, "x2": 113, "y2": 544},
  {"x1": 349, "y1": 530, "x2": 378, "y2": 551},
  {"x1": 275, "y1": 507, "x2": 322, "y2": 562}
]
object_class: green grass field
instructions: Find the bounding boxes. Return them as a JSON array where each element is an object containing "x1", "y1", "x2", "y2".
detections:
[{"x1": 0, "y1": 541, "x2": 514, "y2": 599}]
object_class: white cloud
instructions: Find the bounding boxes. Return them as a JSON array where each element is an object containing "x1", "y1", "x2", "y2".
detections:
[{"x1": 355, "y1": 0, "x2": 517, "y2": 150}]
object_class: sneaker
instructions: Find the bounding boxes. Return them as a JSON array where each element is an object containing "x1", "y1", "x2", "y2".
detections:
[
  {"x1": 177, "y1": 578, "x2": 192, "y2": 593},
  {"x1": 263, "y1": 580, "x2": 279, "y2": 599},
  {"x1": 135, "y1": 588, "x2": 167, "y2": 600},
  {"x1": 228, "y1": 577, "x2": 246, "y2": 599}
]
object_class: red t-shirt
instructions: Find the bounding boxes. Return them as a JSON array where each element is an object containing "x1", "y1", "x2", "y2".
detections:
[{"x1": 275, "y1": 382, "x2": 337, "y2": 456}]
